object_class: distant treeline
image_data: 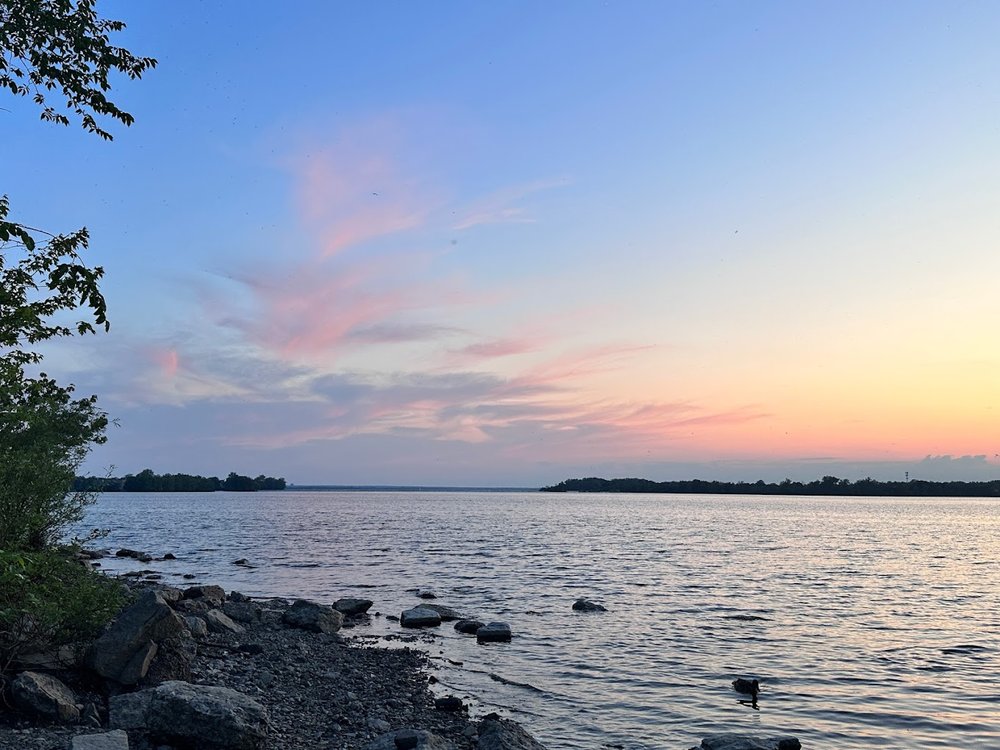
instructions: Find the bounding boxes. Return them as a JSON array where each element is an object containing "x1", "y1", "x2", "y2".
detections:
[
  {"x1": 73, "y1": 469, "x2": 286, "y2": 493},
  {"x1": 541, "y1": 476, "x2": 1000, "y2": 497}
]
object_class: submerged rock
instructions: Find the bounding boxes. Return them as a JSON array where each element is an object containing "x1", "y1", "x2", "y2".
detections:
[
  {"x1": 476, "y1": 622, "x2": 512, "y2": 643},
  {"x1": 422, "y1": 603, "x2": 462, "y2": 621},
  {"x1": 454, "y1": 619, "x2": 484, "y2": 635},
  {"x1": 693, "y1": 735, "x2": 800, "y2": 750},
  {"x1": 571, "y1": 598, "x2": 607, "y2": 612}
]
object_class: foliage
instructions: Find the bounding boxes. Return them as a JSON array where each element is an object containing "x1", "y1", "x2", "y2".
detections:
[
  {"x1": 74, "y1": 469, "x2": 287, "y2": 492},
  {"x1": 0, "y1": 548, "x2": 125, "y2": 672},
  {"x1": 0, "y1": 0, "x2": 157, "y2": 140}
]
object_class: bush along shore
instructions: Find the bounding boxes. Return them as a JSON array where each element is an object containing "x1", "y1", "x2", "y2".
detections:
[{"x1": 0, "y1": 553, "x2": 802, "y2": 750}]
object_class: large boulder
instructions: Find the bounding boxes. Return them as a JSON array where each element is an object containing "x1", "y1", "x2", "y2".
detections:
[
  {"x1": 110, "y1": 680, "x2": 268, "y2": 750},
  {"x1": 71, "y1": 730, "x2": 130, "y2": 750},
  {"x1": 183, "y1": 584, "x2": 226, "y2": 604},
  {"x1": 478, "y1": 716, "x2": 547, "y2": 750},
  {"x1": 333, "y1": 597, "x2": 373, "y2": 616},
  {"x1": 400, "y1": 606, "x2": 442, "y2": 628},
  {"x1": 205, "y1": 608, "x2": 245, "y2": 634},
  {"x1": 11, "y1": 671, "x2": 80, "y2": 723},
  {"x1": 366, "y1": 728, "x2": 455, "y2": 750},
  {"x1": 476, "y1": 622, "x2": 512, "y2": 643},
  {"x1": 694, "y1": 735, "x2": 801, "y2": 750},
  {"x1": 85, "y1": 590, "x2": 185, "y2": 685},
  {"x1": 454, "y1": 619, "x2": 484, "y2": 635},
  {"x1": 281, "y1": 599, "x2": 343, "y2": 633},
  {"x1": 223, "y1": 601, "x2": 262, "y2": 624}
]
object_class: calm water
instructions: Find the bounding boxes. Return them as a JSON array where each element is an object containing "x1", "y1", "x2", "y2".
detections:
[{"x1": 78, "y1": 491, "x2": 1000, "y2": 749}]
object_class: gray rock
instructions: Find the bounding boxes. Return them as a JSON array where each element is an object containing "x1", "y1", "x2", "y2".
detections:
[
  {"x1": 454, "y1": 619, "x2": 484, "y2": 634},
  {"x1": 478, "y1": 716, "x2": 547, "y2": 749},
  {"x1": 110, "y1": 680, "x2": 268, "y2": 749},
  {"x1": 183, "y1": 584, "x2": 226, "y2": 604},
  {"x1": 156, "y1": 586, "x2": 183, "y2": 604},
  {"x1": 12, "y1": 643, "x2": 80, "y2": 671},
  {"x1": 476, "y1": 622, "x2": 512, "y2": 643},
  {"x1": 11, "y1": 671, "x2": 80, "y2": 723},
  {"x1": 400, "y1": 606, "x2": 442, "y2": 628},
  {"x1": 416, "y1": 590, "x2": 437, "y2": 599},
  {"x1": 434, "y1": 695, "x2": 463, "y2": 711},
  {"x1": 696, "y1": 735, "x2": 801, "y2": 750},
  {"x1": 366, "y1": 728, "x2": 455, "y2": 750},
  {"x1": 223, "y1": 601, "x2": 261, "y2": 623},
  {"x1": 229, "y1": 591, "x2": 251, "y2": 603},
  {"x1": 85, "y1": 590, "x2": 184, "y2": 685},
  {"x1": 282, "y1": 599, "x2": 343, "y2": 633},
  {"x1": 333, "y1": 597, "x2": 374, "y2": 616},
  {"x1": 116, "y1": 548, "x2": 152, "y2": 562},
  {"x1": 184, "y1": 615, "x2": 209, "y2": 638},
  {"x1": 572, "y1": 598, "x2": 607, "y2": 612},
  {"x1": 143, "y1": 634, "x2": 197, "y2": 685},
  {"x1": 206, "y1": 608, "x2": 245, "y2": 634},
  {"x1": 71, "y1": 730, "x2": 130, "y2": 750},
  {"x1": 421, "y1": 603, "x2": 462, "y2": 621}
]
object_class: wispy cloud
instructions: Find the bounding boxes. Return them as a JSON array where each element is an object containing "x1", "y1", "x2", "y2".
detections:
[{"x1": 452, "y1": 178, "x2": 571, "y2": 231}]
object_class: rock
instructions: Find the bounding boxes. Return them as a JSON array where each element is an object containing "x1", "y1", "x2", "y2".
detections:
[
  {"x1": 571, "y1": 598, "x2": 607, "y2": 612},
  {"x1": 333, "y1": 597, "x2": 374, "y2": 616},
  {"x1": 12, "y1": 643, "x2": 80, "y2": 671},
  {"x1": 110, "y1": 680, "x2": 268, "y2": 749},
  {"x1": 71, "y1": 730, "x2": 130, "y2": 750},
  {"x1": 454, "y1": 619, "x2": 484, "y2": 634},
  {"x1": 144, "y1": 633, "x2": 197, "y2": 685},
  {"x1": 400, "y1": 606, "x2": 442, "y2": 628},
  {"x1": 478, "y1": 716, "x2": 547, "y2": 749},
  {"x1": 229, "y1": 591, "x2": 251, "y2": 603},
  {"x1": 85, "y1": 590, "x2": 185, "y2": 685},
  {"x1": 421, "y1": 603, "x2": 462, "y2": 621},
  {"x1": 183, "y1": 615, "x2": 208, "y2": 638},
  {"x1": 232, "y1": 558, "x2": 253, "y2": 567},
  {"x1": 476, "y1": 622, "x2": 512, "y2": 643},
  {"x1": 116, "y1": 548, "x2": 152, "y2": 562},
  {"x1": 182, "y1": 574, "x2": 196, "y2": 580},
  {"x1": 11, "y1": 671, "x2": 80, "y2": 723},
  {"x1": 369, "y1": 717, "x2": 391, "y2": 732},
  {"x1": 223, "y1": 601, "x2": 261, "y2": 624},
  {"x1": 366, "y1": 728, "x2": 455, "y2": 750},
  {"x1": 434, "y1": 695, "x2": 464, "y2": 711},
  {"x1": 416, "y1": 590, "x2": 437, "y2": 599},
  {"x1": 696, "y1": 736, "x2": 800, "y2": 750},
  {"x1": 162, "y1": 553, "x2": 177, "y2": 560},
  {"x1": 206, "y1": 608, "x2": 245, "y2": 634},
  {"x1": 156, "y1": 586, "x2": 183, "y2": 604},
  {"x1": 281, "y1": 599, "x2": 343, "y2": 633},
  {"x1": 183, "y1": 584, "x2": 226, "y2": 604}
]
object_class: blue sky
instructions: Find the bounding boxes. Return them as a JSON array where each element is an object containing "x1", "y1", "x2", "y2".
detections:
[{"x1": 6, "y1": 1, "x2": 1000, "y2": 485}]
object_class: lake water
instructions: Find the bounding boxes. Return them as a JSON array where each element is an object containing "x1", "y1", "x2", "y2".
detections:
[{"x1": 78, "y1": 491, "x2": 1000, "y2": 749}]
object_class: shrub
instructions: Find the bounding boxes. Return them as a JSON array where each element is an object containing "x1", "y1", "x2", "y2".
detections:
[{"x1": 0, "y1": 548, "x2": 125, "y2": 673}]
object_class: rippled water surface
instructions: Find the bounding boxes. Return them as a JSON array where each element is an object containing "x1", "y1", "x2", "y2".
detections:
[{"x1": 79, "y1": 491, "x2": 1000, "y2": 749}]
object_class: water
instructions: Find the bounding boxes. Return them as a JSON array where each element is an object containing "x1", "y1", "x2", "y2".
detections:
[{"x1": 78, "y1": 491, "x2": 1000, "y2": 749}]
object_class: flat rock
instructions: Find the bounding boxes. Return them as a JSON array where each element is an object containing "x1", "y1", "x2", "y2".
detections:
[
  {"x1": 478, "y1": 716, "x2": 547, "y2": 749},
  {"x1": 454, "y1": 619, "x2": 484, "y2": 635},
  {"x1": 695, "y1": 735, "x2": 801, "y2": 750},
  {"x1": 206, "y1": 608, "x2": 245, "y2": 634},
  {"x1": 422, "y1": 603, "x2": 462, "y2": 621},
  {"x1": 571, "y1": 598, "x2": 607, "y2": 612},
  {"x1": 11, "y1": 671, "x2": 80, "y2": 723},
  {"x1": 476, "y1": 622, "x2": 512, "y2": 643},
  {"x1": 400, "y1": 606, "x2": 442, "y2": 628},
  {"x1": 282, "y1": 598, "x2": 343, "y2": 633},
  {"x1": 334, "y1": 597, "x2": 374, "y2": 616},
  {"x1": 85, "y1": 590, "x2": 185, "y2": 685},
  {"x1": 110, "y1": 680, "x2": 268, "y2": 749},
  {"x1": 71, "y1": 730, "x2": 130, "y2": 750}
]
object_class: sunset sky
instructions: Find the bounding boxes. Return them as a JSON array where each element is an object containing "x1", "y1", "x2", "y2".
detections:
[{"x1": 7, "y1": 1, "x2": 1000, "y2": 485}]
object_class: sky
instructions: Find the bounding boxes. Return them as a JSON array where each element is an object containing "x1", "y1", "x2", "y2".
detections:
[{"x1": 5, "y1": 1, "x2": 1000, "y2": 486}]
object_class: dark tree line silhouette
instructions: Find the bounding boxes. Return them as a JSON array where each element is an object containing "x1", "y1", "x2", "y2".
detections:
[
  {"x1": 74, "y1": 469, "x2": 285, "y2": 492},
  {"x1": 541, "y1": 475, "x2": 1000, "y2": 497}
]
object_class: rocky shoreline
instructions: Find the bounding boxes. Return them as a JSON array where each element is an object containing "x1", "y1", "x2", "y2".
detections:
[{"x1": 2, "y1": 562, "x2": 802, "y2": 750}]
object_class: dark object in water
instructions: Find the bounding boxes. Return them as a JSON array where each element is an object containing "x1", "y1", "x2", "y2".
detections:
[{"x1": 732, "y1": 677, "x2": 760, "y2": 697}]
